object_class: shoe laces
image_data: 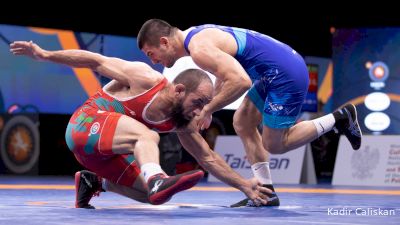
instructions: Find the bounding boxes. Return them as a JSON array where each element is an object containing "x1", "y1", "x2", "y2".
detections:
[
  {"x1": 92, "y1": 190, "x2": 101, "y2": 197},
  {"x1": 93, "y1": 176, "x2": 103, "y2": 197},
  {"x1": 246, "y1": 200, "x2": 256, "y2": 207}
]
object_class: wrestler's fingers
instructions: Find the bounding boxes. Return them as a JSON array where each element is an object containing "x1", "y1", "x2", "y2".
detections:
[{"x1": 258, "y1": 185, "x2": 273, "y2": 195}]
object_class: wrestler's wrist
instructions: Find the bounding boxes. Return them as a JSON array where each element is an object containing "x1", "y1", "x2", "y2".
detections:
[
  {"x1": 40, "y1": 50, "x2": 51, "y2": 61},
  {"x1": 237, "y1": 179, "x2": 252, "y2": 192},
  {"x1": 202, "y1": 105, "x2": 213, "y2": 115}
]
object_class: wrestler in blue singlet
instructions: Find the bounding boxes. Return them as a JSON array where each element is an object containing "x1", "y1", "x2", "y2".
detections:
[{"x1": 184, "y1": 25, "x2": 309, "y2": 129}]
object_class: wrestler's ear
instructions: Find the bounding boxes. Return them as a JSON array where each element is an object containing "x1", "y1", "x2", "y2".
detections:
[
  {"x1": 174, "y1": 84, "x2": 186, "y2": 98},
  {"x1": 160, "y1": 37, "x2": 169, "y2": 46}
]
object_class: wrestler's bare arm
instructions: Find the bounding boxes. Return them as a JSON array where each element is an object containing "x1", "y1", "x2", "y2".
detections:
[
  {"x1": 176, "y1": 130, "x2": 270, "y2": 205},
  {"x1": 9, "y1": 41, "x2": 163, "y2": 88},
  {"x1": 188, "y1": 30, "x2": 251, "y2": 114}
]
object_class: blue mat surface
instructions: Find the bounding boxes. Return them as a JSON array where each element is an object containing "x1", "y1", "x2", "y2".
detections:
[{"x1": 0, "y1": 176, "x2": 399, "y2": 225}]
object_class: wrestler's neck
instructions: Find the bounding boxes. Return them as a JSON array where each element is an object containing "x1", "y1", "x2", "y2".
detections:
[
  {"x1": 176, "y1": 29, "x2": 190, "y2": 57},
  {"x1": 145, "y1": 85, "x2": 175, "y2": 121}
]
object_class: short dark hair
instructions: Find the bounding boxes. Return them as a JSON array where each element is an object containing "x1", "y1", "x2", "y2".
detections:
[
  {"x1": 173, "y1": 69, "x2": 212, "y2": 93},
  {"x1": 137, "y1": 19, "x2": 176, "y2": 49}
]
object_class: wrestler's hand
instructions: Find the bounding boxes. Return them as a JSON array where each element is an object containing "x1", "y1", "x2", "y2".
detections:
[
  {"x1": 176, "y1": 113, "x2": 211, "y2": 133},
  {"x1": 241, "y1": 177, "x2": 272, "y2": 206},
  {"x1": 196, "y1": 107, "x2": 213, "y2": 130},
  {"x1": 176, "y1": 118, "x2": 199, "y2": 133},
  {"x1": 9, "y1": 41, "x2": 47, "y2": 60}
]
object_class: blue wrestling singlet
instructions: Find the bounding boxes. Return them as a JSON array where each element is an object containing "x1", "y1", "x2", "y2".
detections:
[{"x1": 184, "y1": 25, "x2": 309, "y2": 128}]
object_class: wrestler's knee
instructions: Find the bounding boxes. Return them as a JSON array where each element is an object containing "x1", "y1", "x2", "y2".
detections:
[
  {"x1": 140, "y1": 130, "x2": 160, "y2": 145},
  {"x1": 233, "y1": 110, "x2": 250, "y2": 134}
]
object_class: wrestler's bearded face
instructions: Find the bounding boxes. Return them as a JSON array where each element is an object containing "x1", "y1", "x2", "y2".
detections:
[
  {"x1": 170, "y1": 99, "x2": 191, "y2": 129},
  {"x1": 171, "y1": 82, "x2": 213, "y2": 129}
]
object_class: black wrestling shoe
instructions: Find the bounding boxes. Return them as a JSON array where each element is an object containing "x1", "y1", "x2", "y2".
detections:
[
  {"x1": 333, "y1": 104, "x2": 362, "y2": 150},
  {"x1": 147, "y1": 170, "x2": 204, "y2": 205},
  {"x1": 75, "y1": 170, "x2": 104, "y2": 209},
  {"x1": 230, "y1": 184, "x2": 280, "y2": 207}
]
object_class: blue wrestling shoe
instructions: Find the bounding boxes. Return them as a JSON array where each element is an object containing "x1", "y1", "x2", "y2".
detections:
[
  {"x1": 75, "y1": 170, "x2": 104, "y2": 209},
  {"x1": 147, "y1": 169, "x2": 204, "y2": 205},
  {"x1": 333, "y1": 104, "x2": 362, "y2": 150},
  {"x1": 230, "y1": 184, "x2": 280, "y2": 207}
]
